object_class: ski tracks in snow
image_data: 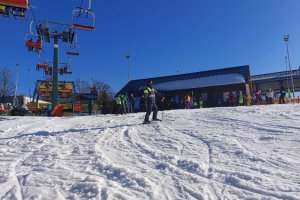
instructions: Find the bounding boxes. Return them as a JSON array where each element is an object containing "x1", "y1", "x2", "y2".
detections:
[{"x1": 0, "y1": 105, "x2": 299, "y2": 199}]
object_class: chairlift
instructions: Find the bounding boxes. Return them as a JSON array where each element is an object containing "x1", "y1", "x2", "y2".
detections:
[
  {"x1": 72, "y1": 0, "x2": 95, "y2": 31},
  {"x1": 11, "y1": 6, "x2": 25, "y2": 18},
  {"x1": 0, "y1": 0, "x2": 28, "y2": 18},
  {"x1": 25, "y1": 21, "x2": 42, "y2": 52},
  {"x1": 59, "y1": 64, "x2": 72, "y2": 75},
  {"x1": 0, "y1": 4, "x2": 9, "y2": 17},
  {"x1": 59, "y1": 82, "x2": 73, "y2": 97},
  {"x1": 36, "y1": 62, "x2": 48, "y2": 71},
  {"x1": 66, "y1": 33, "x2": 80, "y2": 56},
  {"x1": 66, "y1": 43, "x2": 80, "y2": 56},
  {"x1": 38, "y1": 80, "x2": 51, "y2": 98},
  {"x1": 44, "y1": 66, "x2": 52, "y2": 76}
]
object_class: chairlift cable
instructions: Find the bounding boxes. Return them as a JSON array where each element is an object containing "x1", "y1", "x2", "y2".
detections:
[
  {"x1": 29, "y1": 4, "x2": 38, "y2": 28},
  {"x1": 75, "y1": 0, "x2": 84, "y2": 23}
]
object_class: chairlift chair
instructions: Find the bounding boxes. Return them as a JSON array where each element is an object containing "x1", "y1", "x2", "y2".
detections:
[
  {"x1": 66, "y1": 43, "x2": 80, "y2": 56},
  {"x1": 72, "y1": 0, "x2": 95, "y2": 31},
  {"x1": 0, "y1": 4, "x2": 9, "y2": 17},
  {"x1": 44, "y1": 66, "x2": 52, "y2": 76},
  {"x1": 59, "y1": 64, "x2": 72, "y2": 75},
  {"x1": 0, "y1": 0, "x2": 28, "y2": 18},
  {"x1": 59, "y1": 82, "x2": 73, "y2": 98},
  {"x1": 25, "y1": 34, "x2": 42, "y2": 52},
  {"x1": 36, "y1": 62, "x2": 48, "y2": 71},
  {"x1": 11, "y1": 6, "x2": 25, "y2": 18},
  {"x1": 25, "y1": 21, "x2": 42, "y2": 52}
]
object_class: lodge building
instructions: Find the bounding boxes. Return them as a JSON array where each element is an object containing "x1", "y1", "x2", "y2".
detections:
[{"x1": 118, "y1": 65, "x2": 252, "y2": 108}]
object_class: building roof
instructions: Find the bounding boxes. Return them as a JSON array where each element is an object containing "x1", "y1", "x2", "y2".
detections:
[{"x1": 118, "y1": 65, "x2": 250, "y2": 94}]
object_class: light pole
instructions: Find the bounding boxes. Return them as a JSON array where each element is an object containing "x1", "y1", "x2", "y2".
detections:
[
  {"x1": 284, "y1": 35, "x2": 295, "y2": 98},
  {"x1": 125, "y1": 52, "x2": 130, "y2": 82},
  {"x1": 27, "y1": 68, "x2": 31, "y2": 101},
  {"x1": 13, "y1": 63, "x2": 19, "y2": 107},
  {"x1": 284, "y1": 56, "x2": 290, "y2": 97}
]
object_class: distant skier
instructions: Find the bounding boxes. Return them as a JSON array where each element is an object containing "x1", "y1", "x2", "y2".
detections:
[
  {"x1": 143, "y1": 80, "x2": 161, "y2": 124},
  {"x1": 279, "y1": 84, "x2": 286, "y2": 104},
  {"x1": 88, "y1": 100, "x2": 92, "y2": 115}
]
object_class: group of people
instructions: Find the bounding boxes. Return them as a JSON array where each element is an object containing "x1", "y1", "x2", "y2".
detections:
[
  {"x1": 114, "y1": 81, "x2": 161, "y2": 124},
  {"x1": 228, "y1": 84, "x2": 287, "y2": 106},
  {"x1": 182, "y1": 94, "x2": 204, "y2": 109},
  {"x1": 252, "y1": 84, "x2": 287, "y2": 105},
  {"x1": 115, "y1": 93, "x2": 135, "y2": 115},
  {"x1": 115, "y1": 81, "x2": 291, "y2": 123}
]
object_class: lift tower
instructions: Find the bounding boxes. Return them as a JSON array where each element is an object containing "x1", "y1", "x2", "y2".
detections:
[{"x1": 37, "y1": 20, "x2": 74, "y2": 107}]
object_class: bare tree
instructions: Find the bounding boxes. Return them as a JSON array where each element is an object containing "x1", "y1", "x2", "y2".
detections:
[
  {"x1": 74, "y1": 79, "x2": 91, "y2": 94},
  {"x1": 0, "y1": 66, "x2": 14, "y2": 103},
  {"x1": 93, "y1": 81, "x2": 113, "y2": 96},
  {"x1": 93, "y1": 80, "x2": 114, "y2": 114}
]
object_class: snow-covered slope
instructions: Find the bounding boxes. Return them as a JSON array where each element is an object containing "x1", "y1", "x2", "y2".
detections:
[{"x1": 0, "y1": 104, "x2": 299, "y2": 199}]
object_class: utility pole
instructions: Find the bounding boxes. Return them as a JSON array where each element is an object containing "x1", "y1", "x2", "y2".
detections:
[
  {"x1": 125, "y1": 52, "x2": 130, "y2": 82},
  {"x1": 27, "y1": 68, "x2": 31, "y2": 101},
  {"x1": 52, "y1": 35, "x2": 59, "y2": 107},
  {"x1": 13, "y1": 63, "x2": 19, "y2": 107},
  {"x1": 284, "y1": 35, "x2": 295, "y2": 98},
  {"x1": 284, "y1": 56, "x2": 290, "y2": 97}
]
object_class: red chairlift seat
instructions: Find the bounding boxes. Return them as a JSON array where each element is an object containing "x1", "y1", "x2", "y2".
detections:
[
  {"x1": 36, "y1": 63, "x2": 48, "y2": 71},
  {"x1": 72, "y1": 0, "x2": 95, "y2": 32},
  {"x1": 25, "y1": 39, "x2": 42, "y2": 49},
  {"x1": 25, "y1": 21, "x2": 42, "y2": 52},
  {"x1": 0, "y1": 0, "x2": 28, "y2": 18},
  {"x1": 0, "y1": 0, "x2": 28, "y2": 9}
]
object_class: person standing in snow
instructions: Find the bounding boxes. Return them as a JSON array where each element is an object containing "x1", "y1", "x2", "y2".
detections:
[
  {"x1": 228, "y1": 91, "x2": 236, "y2": 107},
  {"x1": 185, "y1": 94, "x2": 191, "y2": 109},
  {"x1": 266, "y1": 88, "x2": 275, "y2": 104},
  {"x1": 140, "y1": 95, "x2": 146, "y2": 112},
  {"x1": 129, "y1": 93, "x2": 135, "y2": 113},
  {"x1": 279, "y1": 84, "x2": 286, "y2": 104},
  {"x1": 88, "y1": 100, "x2": 93, "y2": 115},
  {"x1": 143, "y1": 80, "x2": 160, "y2": 124},
  {"x1": 245, "y1": 94, "x2": 251, "y2": 106},
  {"x1": 115, "y1": 94, "x2": 122, "y2": 114},
  {"x1": 255, "y1": 88, "x2": 262, "y2": 105},
  {"x1": 238, "y1": 92, "x2": 244, "y2": 106}
]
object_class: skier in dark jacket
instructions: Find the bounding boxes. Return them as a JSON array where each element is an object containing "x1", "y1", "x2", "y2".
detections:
[
  {"x1": 279, "y1": 84, "x2": 286, "y2": 104},
  {"x1": 143, "y1": 80, "x2": 160, "y2": 124},
  {"x1": 88, "y1": 100, "x2": 92, "y2": 115},
  {"x1": 129, "y1": 93, "x2": 135, "y2": 113}
]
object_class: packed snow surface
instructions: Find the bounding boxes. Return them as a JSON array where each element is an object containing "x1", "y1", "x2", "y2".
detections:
[{"x1": 0, "y1": 104, "x2": 299, "y2": 199}]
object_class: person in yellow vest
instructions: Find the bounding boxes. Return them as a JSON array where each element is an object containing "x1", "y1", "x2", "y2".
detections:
[
  {"x1": 198, "y1": 97, "x2": 204, "y2": 108},
  {"x1": 143, "y1": 80, "x2": 160, "y2": 124},
  {"x1": 115, "y1": 94, "x2": 122, "y2": 114},
  {"x1": 239, "y1": 92, "x2": 244, "y2": 106}
]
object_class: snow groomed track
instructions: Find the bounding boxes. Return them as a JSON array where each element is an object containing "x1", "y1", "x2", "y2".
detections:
[{"x1": 0, "y1": 104, "x2": 299, "y2": 199}]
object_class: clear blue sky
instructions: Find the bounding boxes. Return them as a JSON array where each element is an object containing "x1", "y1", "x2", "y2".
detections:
[{"x1": 1, "y1": 0, "x2": 300, "y2": 96}]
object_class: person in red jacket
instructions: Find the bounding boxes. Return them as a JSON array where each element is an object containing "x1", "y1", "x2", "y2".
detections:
[{"x1": 228, "y1": 91, "x2": 236, "y2": 107}]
